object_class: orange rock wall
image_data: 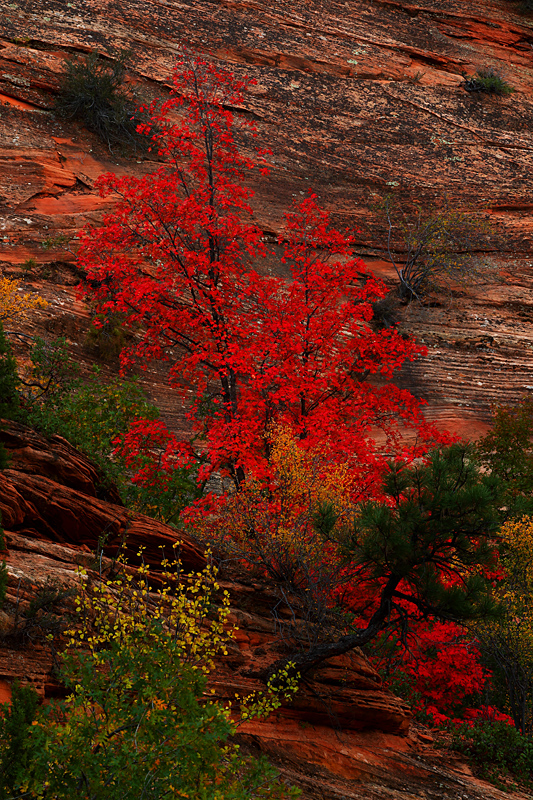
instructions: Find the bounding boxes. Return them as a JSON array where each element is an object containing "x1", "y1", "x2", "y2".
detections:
[{"x1": 1, "y1": 0, "x2": 533, "y2": 439}]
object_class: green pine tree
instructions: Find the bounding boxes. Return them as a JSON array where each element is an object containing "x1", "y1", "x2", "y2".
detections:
[
  {"x1": 0, "y1": 321, "x2": 20, "y2": 422},
  {"x1": 0, "y1": 683, "x2": 39, "y2": 800}
]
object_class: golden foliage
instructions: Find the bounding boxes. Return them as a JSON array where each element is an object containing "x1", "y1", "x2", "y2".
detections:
[
  {"x1": 477, "y1": 516, "x2": 533, "y2": 731},
  {"x1": 198, "y1": 425, "x2": 356, "y2": 555},
  {"x1": 67, "y1": 549, "x2": 298, "y2": 713},
  {"x1": 500, "y1": 517, "x2": 533, "y2": 589},
  {"x1": 268, "y1": 424, "x2": 358, "y2": 519},
  {"x1": 0, "y1": 276, "x2": 48, "y2": 324},
  {"x1": 193, "y1": 427, "x2": 355, "y2": 645},
  {"x1": 67, "y1": 549, "x2": 233, "y2": 676},
  {"x1": 494, "y1": 517, "x2": 533, "y2": 663}
]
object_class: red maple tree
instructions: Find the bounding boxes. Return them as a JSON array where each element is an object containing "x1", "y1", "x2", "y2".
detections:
[{"x1": 79, "y1": 52, "x2": 435, "y2": 493}]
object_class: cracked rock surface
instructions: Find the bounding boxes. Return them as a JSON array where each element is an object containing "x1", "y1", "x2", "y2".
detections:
[{"x1": 0, "y1": 0, "x2": 533, "y2": 435}]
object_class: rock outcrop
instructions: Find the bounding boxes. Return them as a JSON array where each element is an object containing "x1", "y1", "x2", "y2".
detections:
[{"x1": 1, "y1": 1, "x2": 533, "y2": 796}]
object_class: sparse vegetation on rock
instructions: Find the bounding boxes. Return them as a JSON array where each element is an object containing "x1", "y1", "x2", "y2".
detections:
[
  {"x1": 503, "y1": 0, "x2": 533, "y2": 15},
  {"x1": 54, "y1": 51, "x2": 147, "y2": 152},
  {"x1": 463, "y1": 67, "x2": 513, "y2": 96},
  {"x1": 378, "y1": 196, "x2": 490, "y2": 303}
]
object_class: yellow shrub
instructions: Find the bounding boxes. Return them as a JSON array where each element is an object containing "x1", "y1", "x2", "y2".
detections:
[{"x1": 0, "y1": 276, "x2": 48, "y2": 324}]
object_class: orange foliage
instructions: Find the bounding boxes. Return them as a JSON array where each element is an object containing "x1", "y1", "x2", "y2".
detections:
[{"x1": 0, "y1": 276, "x2": 47, "y2": 325}]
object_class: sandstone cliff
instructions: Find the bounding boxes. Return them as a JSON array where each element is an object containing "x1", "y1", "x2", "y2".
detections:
[{"x1": 1, "y1": 0, "x2": 533, "y2": 437}]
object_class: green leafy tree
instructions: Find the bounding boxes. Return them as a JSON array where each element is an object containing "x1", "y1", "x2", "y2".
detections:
[
  {"x1": 0, "y1": 322, "x2": 20, "y2": 422},
  {"x1": 477, "y1": 397, "x2": 533, "y2": 517},
  {"x1": 0, "y1": 682, "x2": 39, "y2": 800},
  {"x1": 478, "y1": 516, "x2": 533, "y2": 734},
  {"x1": 1, "y1": 558, "x2": 298, "y2": 800}
]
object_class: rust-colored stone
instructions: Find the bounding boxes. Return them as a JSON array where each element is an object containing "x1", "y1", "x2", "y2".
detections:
[{"x1": 0, "y1": 1, "x2": 532, "y2": 438}]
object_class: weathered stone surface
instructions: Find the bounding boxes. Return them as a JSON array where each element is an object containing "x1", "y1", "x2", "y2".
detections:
[
  {"x1": 0, "y1": 1, "x2": 532, "y2": 439},
  {"x1": 0, "y1": 418, "x2": 120, "y2": 499},
  {"x1": 0, "y1": 418, "x2": 205, "y2": 568}
]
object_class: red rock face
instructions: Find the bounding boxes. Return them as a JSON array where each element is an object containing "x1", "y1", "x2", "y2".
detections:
[{"x1": 0, "y1": 1, "x2": 532, "y2": 440}]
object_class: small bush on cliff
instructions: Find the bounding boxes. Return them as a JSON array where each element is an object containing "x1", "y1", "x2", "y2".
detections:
[
  {"x1": 502, "y1": 0, "x2": 533, "y2": 15},
  {"x1": 84, "y1": 312, "x2": 131, "y2": 363},
  {"x1": 378, "y1": 196, "x2": 490, "y2": 303},
  {"x1": 55, "y1": 51, "x2": 146, "y2": 152},
  {"x1": 451, "y1": 718, "x2": 533, "y2": 786},
  {"x1": 463, "y1": 68, "x2": 513, "y2": 96},
  {"x1": 20, "y1": 335, "x2": 76, "y2": 411}
]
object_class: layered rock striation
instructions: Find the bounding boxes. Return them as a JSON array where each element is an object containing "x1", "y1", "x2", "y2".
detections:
[{"x1": 0, "y1": 1, "x2": 533, "y2": 437}]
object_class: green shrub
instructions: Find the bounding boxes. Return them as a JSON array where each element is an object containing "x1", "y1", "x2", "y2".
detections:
[
  {"x1": 1, "y1": 560, "x2": 299, "y2": 800},
  {"x1": 84, "y1": 312, "x2": 130, "y2": 363},
  {"x1": 6, "y1": 327, "x2": 199, "y2": 523},
  {"x1": 54, "y1": 51, "x2": 147, "y2": 152},
  {"x1": 29, "y1": 373, "x2": 201, "y2": 521},
  {"x1": 463, "y1": 68, "x2": 513, "y2": 96},
  {"x1": 0, "y1": 682, "x2": 39, "y2": 800},
  {"x1": 371, "y1": 292, "x2": 400, "y2": 329},
  {"x1": 452, "y1": 719, "x2": 533, "y2": 786},
  {"x1": 0, "y1": 322, "x2": 20, "y2": 421}
]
